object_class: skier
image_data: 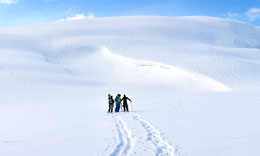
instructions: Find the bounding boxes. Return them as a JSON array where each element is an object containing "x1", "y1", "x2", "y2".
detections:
[
  {"x1": 121, "y1": 94, "x2": 132, "y2": 112},
  {"x1": 108, "y1": 94, "x2": 114, "y2": 113},
  {"x1": 114, "y1": 94, "x2": 122, "y2": 112}
]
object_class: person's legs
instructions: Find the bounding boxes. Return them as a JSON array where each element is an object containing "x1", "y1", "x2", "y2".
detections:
[
  {"x1": 115, "y1": 103, "x2": 120, "y2": 112},
  {"x1": 126, "y1": 104, "x2": 129, "y2": 111},
  {"x1": 123, "y1": 103, "x2": 127, "y2": 112},
  {"x1": 108, "y1": 105, "x2": 113, "y2": 113}
]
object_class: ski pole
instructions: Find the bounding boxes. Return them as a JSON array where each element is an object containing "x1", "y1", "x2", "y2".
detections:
[{"x1": 130, "y1": 101, "x2": 133, "y2": 112}]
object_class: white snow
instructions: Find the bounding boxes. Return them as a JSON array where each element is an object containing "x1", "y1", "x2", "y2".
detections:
[{"x1": 0, "y1": 16, "x2": 260, "y2": 156}]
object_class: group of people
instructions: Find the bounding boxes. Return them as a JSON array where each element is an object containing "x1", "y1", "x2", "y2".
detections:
[{"x1": 108, "y1": 94, "x2": 132, "y2": 113}]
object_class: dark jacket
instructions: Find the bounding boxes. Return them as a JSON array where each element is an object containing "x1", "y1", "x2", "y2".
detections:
[
  {"x1": 108, "y1": 97, "x2": 114, "y2": 105},
  {"x1": 121, "y1": 96, "x2": 131, "y2": 104}
]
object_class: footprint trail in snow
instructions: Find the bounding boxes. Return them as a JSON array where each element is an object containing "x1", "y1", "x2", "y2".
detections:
[
  {"x1": 132, "y1": 114, "x2": 177, "y2": 156},
  {"x1": 109, "y1": 115, "x2": 136, "y2": 156},
  {"x1": 109, "y1": 113, "x2": 178, "y2": 156}
]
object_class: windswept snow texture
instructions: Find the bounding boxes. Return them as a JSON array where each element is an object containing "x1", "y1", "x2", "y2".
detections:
[
  {"x1": 0, "y1": 16, "x2": 260, "y2": 156},
  {"x1": 1, "y1": 16, "x2": 260, "y2": 89}
]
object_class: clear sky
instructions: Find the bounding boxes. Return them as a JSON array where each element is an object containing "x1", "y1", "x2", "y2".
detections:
[{"x1": 0, "y1": 0, "x2": 260, "y2": 27}]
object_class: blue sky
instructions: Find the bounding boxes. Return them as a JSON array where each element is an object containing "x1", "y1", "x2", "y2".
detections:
[{"x1": 0, "y1": 0, "x2": 260, "y2": 27}]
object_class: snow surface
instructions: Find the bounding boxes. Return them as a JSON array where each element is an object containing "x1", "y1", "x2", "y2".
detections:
[{"x1": 0, "y1": 16, "x2": 260, "y2": 156}]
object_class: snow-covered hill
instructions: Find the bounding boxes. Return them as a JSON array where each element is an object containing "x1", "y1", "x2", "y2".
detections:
[
  {"x1": 1, "y1": 16, "x2": 260, "y2": 89},
  {"x1": 0, "y1": 16, "x2": 260, "y2": 156}
]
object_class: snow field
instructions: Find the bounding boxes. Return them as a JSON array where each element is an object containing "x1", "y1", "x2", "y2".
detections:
[{"x1": 1, "y1": 16, "x2": 260, "y2": 156}]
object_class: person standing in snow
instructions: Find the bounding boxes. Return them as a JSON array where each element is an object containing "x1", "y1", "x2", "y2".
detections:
[
  {"x1": 108, "y1": 94, "x2": 114, "y2": 113},
  {"x1": 115, "y1": 94, "x2": 122, "y2": 112},
  {"x1": 121, "y1": 94, "x2": 132, "y2": 112}
]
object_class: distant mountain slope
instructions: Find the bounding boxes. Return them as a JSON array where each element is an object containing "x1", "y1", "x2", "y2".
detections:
[
  {"x1": 2, "y1": 16, "x2": 260, "y2": 48},
  {"x1": 1, "y1": 16, "x2": 260, "y2": 90}
]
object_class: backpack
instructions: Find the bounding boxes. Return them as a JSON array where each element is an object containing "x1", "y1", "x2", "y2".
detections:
[
  {"x1": 115, "y1": 96, "x2": 120, "y2": 103},
  {"x1": 109, "y1": 98, "x2": 114, "y2": 104}
]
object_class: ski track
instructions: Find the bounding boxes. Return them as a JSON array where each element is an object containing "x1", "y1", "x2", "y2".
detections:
[
  {"x1": 109, "y1": 115, "x2": 136, "y2": 156},
  {"x1": 132, "y1": 113, "x2": 177, "y2": 156}
]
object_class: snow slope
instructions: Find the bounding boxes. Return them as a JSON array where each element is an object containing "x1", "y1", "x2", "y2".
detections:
[
  {"x1": 1, "y1": 16, "x2": 260, "y2": 89},
  {"x1": 0, "y1": 16, "x2": 260, "y2": 156}
]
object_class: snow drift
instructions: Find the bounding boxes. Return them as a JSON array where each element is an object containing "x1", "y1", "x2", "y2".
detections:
[{"x1": 1, "y1": 16, "x2": 260, "y2": 90}]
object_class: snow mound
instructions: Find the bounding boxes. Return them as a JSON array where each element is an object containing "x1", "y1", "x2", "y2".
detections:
[
  {"x1": 1, "y1": 16, "x2": 260, "y2": 90},
  {"x1": 56, "y1": 47, "x2": 230, "y2": 91}
]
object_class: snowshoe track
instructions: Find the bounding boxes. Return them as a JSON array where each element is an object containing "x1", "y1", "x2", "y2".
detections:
[
  {"x1": 110, "y1": 115, "x2": 136, "y2": 156},
  {"x1": 132, "y1": 114, "x2": 177, "y2": 156}
]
